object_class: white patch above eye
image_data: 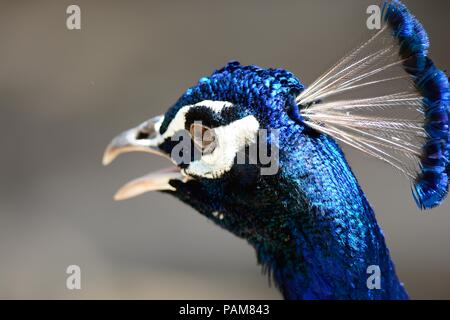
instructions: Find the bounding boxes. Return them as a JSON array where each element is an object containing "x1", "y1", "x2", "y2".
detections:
[
  {"x1": 194, "y1": 100, "x2": 234, "y2": 112},
  {"x1": 185, "y1": 115, "x2": 260, "y2": 179}
]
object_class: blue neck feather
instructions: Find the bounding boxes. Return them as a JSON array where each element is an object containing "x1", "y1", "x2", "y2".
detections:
[
  {"x1": 259, "y1": 128, "x2": 409, "y2": 299},
  {"x1": 229, "y1": 110, "x2": 411, "y2": 299}
]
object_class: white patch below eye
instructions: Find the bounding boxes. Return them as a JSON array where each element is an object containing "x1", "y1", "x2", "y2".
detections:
[{"x1": 185, "y1": 115, "x2": 260, "y2": 179}]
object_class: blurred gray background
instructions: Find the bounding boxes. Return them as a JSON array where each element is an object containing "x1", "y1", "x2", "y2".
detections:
[{"x1": 0, "y1": 0, "x2": 449, "y2": 299}]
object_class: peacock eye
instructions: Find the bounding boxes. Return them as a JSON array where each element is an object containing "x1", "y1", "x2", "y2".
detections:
[{"x1": 189, "y1": 123, "x2": 216, "y2": 154}]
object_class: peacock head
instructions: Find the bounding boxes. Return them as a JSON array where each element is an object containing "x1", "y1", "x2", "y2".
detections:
[{"x1": 103, "y1": 61, "x2": 310, "y2": 241}]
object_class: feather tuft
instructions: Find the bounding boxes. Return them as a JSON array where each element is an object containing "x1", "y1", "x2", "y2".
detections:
[{"x1": 294, "y1": 0, "x2": 449, "y2": 209}]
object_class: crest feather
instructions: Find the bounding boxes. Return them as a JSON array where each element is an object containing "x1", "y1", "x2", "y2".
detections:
[{"x1": 295, "y1": 0, "x2": 449, "y2": 209}]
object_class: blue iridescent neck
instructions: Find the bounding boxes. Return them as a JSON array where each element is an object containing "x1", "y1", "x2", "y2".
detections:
[
  {"x1": 254, "y1": 127, "x2": 408, "y2": 300},
  {"x1": 166, "y1": 61, "x2": 410, "y2": 299}
]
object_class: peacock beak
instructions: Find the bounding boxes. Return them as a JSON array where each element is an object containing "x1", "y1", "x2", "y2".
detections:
[
  {"x1": 102, "y1": 115, "x2": 190, "y2": 200},
  {"x1": 102, "y1": 115, "x2": 167, "y2": 166}
]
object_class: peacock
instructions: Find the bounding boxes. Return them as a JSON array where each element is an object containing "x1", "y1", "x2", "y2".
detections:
[{"x1": 102, "y1": 1, "x2": 449, "y2": 299}]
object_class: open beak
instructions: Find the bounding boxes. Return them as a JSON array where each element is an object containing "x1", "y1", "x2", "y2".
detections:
[{"x1": 102, "y1": 115, "x2": 190, "y2": 200}]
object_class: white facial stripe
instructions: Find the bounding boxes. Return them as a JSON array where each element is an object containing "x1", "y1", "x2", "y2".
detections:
[
  {"x1": 186, "y1": 115, "x2": 260, "y2": 178},
  {"x1": 161, "y1": 106, "x2": 191, "y2": 140},
  {"x1": 146, "y1": 106, "x2": 189, "y2": 147}
]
